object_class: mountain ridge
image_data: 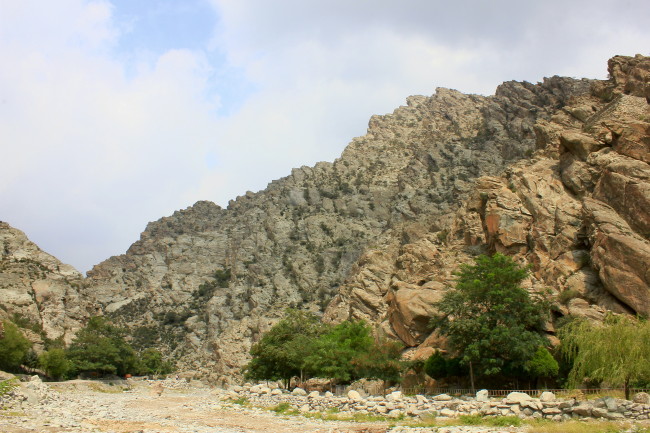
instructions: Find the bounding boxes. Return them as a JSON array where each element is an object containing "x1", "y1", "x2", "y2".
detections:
[{"x1": 1, "y1": 54, "x2": 648, "y2": 383}]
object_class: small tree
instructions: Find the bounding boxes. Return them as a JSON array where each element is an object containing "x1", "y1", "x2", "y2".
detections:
[
  {"x1": 525, "y1": 347, "x2": 559, "y2": 388},
  {"x1": 39, "y1": 348, "x2": 71, "y2": 380},
  {"x1": 559, "y1": 314, "x2": 650, "y2": 400},
  {"x1": 0, "y1": 321, "x2": 31, "y2": 372},
  {"x1": 432, "y1": 253, "x2": 550, "y2": 380},
  {"x1": 137, "y1": 348, "x2": 174, "y2": 376},
  {"x1": 66, "y1": 316, "x2": 138, "y2": 377},
  {"x1": 352, "y1": 336, "x2": 404, "y2": 390},
  {"x1": 244, "y1": 309, "x2": 327, "y2": 387},
  {"x1": 304, "y1": 320, "x2": 374, "y2": 383}
]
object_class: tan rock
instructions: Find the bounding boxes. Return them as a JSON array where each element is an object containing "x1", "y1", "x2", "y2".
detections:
[{"x1": 584, "y1": 198, "x2": 650, "y2": 316}]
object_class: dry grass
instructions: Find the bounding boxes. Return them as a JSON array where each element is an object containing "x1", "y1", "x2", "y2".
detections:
[{"x1": 525, "y1": 419, "x2": 650, "y2": 433}]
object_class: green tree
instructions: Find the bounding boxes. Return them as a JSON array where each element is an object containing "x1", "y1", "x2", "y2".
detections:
[
  {"x1": 0, "y1": 321, "x2": 32, "y2": 372},
  {"x1": 525, "y1": 347, "x2": 559, "y2": 388},
  {"x1": 244, "y1": 309, "x2": 328, "y2": 387},
  {"x1": 559, "y1": 314, "x2": 650, "y2": 400},
  {"x1": 432, "y1": 253, "x2": 550, "y2": 379},
  {"x1": 352, "y1": 336, "x2": 404, "y2": 386},
  {"x1": 424, "y1": 351, "x2": 466, "y2": 380},
  {"x1": 305, "y1": 320, "x2": 374, "y2": 383},
  {"x1": 66, "y1": 316, "x2": 138, "y2": 377},
  {"x1": 39, "y1": 348, "x2": 71, "y2": 380},
  {"x1": 137, "y1": 348, "x2": 175, "y2": 376}
]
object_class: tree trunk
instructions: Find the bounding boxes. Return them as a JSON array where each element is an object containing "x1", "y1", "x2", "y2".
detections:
[
  {"x1": 625, "y1": 377, "x2": 630, "y2": 401},
  {"x1": 469, "y1": 361, "x2": 476, "y2": 394}
]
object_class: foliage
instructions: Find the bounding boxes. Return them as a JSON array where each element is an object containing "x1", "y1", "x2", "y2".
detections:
[
  {"x1": 559, "y1": 314, "x2": 650, "y2": 400},
  {"x1": 38, "y1": 348, "x2": 71, "y2": 380},
  {"x1": 424, "y1": 351, "x2": 466, "y2": 379},
  {"x1": 432, "y1": 253, "x2": 550, "y2": 377},
  {"x1": 66, "y1": 316, "x2": 138, "y2": 377},
  {"x1": 136, "y1": 348, "x2": 175, "y2": 376},
  {"x1": 245, "y1": 311, "x2": 405, "y2": 386},
  {"x1": 304, "y1": 320, "x2": 374, "y2": 383},
  {"x1": 244, "y1": 309, "x2": 328, "y2": 386},
  {"x1": 350, "y1": 335, "x2": 405, "y2": 385},
  {"x1": 0, "y1": 321, "x2": 32, "y2": 372},
  {"x1": 525, "y1": 347, "x2": 559, "y2": 379}
]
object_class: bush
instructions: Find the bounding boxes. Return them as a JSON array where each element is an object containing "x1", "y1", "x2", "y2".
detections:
[
  {"x1": 66, "y1": 316, "x2": 138, "y2": 377},
  {"x1": 136, "y1": 348, "x2": 174, "y2": 376},
  {"x1": 39, "y1": 348, "x2": 71, "y2": 380},
  {"x1": 0, "y1": 321, "x2": 32, "y2": 372}
]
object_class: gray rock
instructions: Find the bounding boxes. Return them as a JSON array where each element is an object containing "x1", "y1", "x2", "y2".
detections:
[{"x1": 476, "y1": 389, "x2": 489, "y2": 402}]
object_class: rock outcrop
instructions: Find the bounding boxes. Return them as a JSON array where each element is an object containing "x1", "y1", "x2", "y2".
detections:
[
  {"x1": 1, "y1": 55, "x2": 648, "y2": 380},
  {"x1": 0, "y1": 222, "x2": 91, "y2": 345}
]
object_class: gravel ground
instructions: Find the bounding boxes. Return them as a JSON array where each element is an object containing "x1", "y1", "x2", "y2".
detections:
[{"x1": 0, "y1": 379, "x2": 525, "y2": 433}]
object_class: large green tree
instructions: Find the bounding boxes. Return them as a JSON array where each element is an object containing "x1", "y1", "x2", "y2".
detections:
[
  {"x1": 305, "y1": 320, "x2": 375, "y2": 383},
  {"x1": 0, "y1": 321, "x2": 32, "y2": 372},
  {"x1": 66, "y1": 316, "x2": 138, "y2": 377},
  {"x1": 244, "y1": 309, "x2": 328, "y2": 387},
  {"x1": 353, "y1": 336, "x2": 405, "y2": 386},
  {"x1": 559, "y1": 314, "x2": 650, "y2": 400},
  {"x1": 432, "y1": 253, "x2": 550, "y2": 379}
]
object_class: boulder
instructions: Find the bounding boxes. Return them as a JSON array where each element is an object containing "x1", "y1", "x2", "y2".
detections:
[
  {"x1": 633, "y1": 392, "x2": 650, "y2": 404},
  {"x1": 476, "y1": 389, "x2": 489, "y2": 402},
  {"x1": 572, "y1": 403, "x2": 593, "y2": 417},
  {"x1": 386, "y1": 391, "x2": 402, "y2": 402},
  {"x1": 505, "y1": 392, "x2": 532, "y2": 403},
  {"x1": 540, "y1": 391, "x2": 556, "y2": 402},
  {"x1": 291, "y1": 387, "x2": 307, "y2": 396},
  {"x1": 347, "y1": 390, "x2": 363, "y2": 402}
]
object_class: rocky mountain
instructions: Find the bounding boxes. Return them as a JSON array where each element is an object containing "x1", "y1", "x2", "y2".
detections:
[
  {"x1": 1, "y1": 55, "x2": 648, "y2": 382},
  {"x1": 0, "y1": 222, "x2": 93, "y2": 347}
]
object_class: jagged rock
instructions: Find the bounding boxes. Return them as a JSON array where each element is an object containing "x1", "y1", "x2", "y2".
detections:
[
  {"x1": 584, "y1": 198, "x2": 650, "y2": 315},
  {"x1": 2, "y1": 55, "x2": 648, "y2": 379},
  {"x1": 0, "y1": 222, "x2": 89, "y2": 345}
]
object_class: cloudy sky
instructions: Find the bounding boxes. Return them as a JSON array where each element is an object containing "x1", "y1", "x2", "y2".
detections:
[{"x1": 1, "y1": 0, "x2": 649, "y2": 273}]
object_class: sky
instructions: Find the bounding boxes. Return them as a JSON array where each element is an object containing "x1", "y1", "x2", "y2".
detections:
[{"x1": 1, "y1": 0, "x2": 649, "y2": 274}]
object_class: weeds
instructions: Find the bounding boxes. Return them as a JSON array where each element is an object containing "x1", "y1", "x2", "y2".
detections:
[
  {"x1": 269, "y1": 402, "x2": 292, "y2": 414},
  {"x1": 0, "y1": 379, "x2": 18, "y2": 398},
  {"x1": 230, "y1": 397, "x2": 250, "y2": 407}
]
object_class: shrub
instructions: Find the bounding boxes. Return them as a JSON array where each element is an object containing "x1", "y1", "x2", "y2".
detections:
[
  {"x1": 39, "y1": 348, "x2": 71, "y2": 380},
  {"x1": 0, "y1": 321, "x2": 32, "y2": 372}
]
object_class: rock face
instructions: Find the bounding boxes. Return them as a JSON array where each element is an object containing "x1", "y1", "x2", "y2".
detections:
[
  {"x1": 1, "y1": 55, "x2": 648, "y2": 380},
  {"x1": 80, "y1": 73, "x2": 592, "y2": 380},
  {"x1": 0, "y1": 222, "x2": 91, "y2": 345}
]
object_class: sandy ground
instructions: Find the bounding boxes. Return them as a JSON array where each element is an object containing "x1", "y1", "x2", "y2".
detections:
[{"x1": 0, "y1": 381, "x2": 394, "y2": 433}]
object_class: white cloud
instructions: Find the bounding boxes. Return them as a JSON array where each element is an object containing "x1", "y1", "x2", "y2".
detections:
[
  {"x1": 1, "y1": 0, "x2": 649, "y2": 273},
  {"x1": 0, "y1": 1, "x2": 221, "y2": 272}
]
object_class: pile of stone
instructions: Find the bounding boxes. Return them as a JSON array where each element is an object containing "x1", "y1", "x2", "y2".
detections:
[
  {"x1": 226, "y1": 384, "x2": 650, "y2": 422},
  {"x1": 0, "y1": 374, "x2": 60, "y2": 410}
]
